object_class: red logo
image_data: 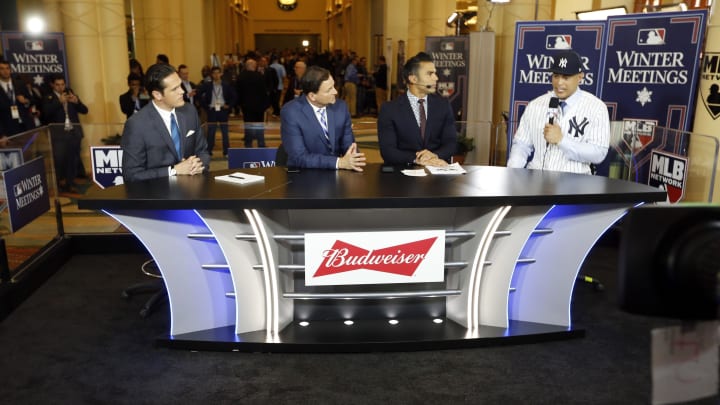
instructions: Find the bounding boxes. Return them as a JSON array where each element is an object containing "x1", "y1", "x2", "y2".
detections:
[{"x1": 313, "y1": 237, "x2": 438, "y2": 277}]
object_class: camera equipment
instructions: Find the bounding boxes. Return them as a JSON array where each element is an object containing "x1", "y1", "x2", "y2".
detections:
[{"x1": 618, "y1": 205, "x2": 720, "y2": 320}]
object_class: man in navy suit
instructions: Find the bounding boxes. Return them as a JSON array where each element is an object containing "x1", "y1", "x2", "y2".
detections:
[
  {"x1": 121, "y1": 63, "x2": 209, "y2": 183},
  {"x1": 377, "y1": 52, "x2": 456, "y2": 166},
  {"x1": 0, "y1": 60, "x2": 35, "y2": 140},
  {"x1": 280, "y1": 65, "x2": 365, "y2": 171},
  {"x1": 199, "y1": 66, "x2": 236, "y2": 157}
]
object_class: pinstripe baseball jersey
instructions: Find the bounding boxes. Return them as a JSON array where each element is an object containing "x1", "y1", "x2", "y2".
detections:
[{"x1": 507, "y1": 89, "x2": 610, "y2": 174}]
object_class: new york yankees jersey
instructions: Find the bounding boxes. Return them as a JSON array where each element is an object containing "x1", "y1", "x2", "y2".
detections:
[{"x1": 507, "y1": 89, "x2": 610, "y2": 174}]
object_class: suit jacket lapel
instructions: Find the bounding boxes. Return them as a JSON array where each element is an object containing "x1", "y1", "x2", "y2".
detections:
[
  {"x1": 400, "y1": 95, "x2": 423, "y2": 146},
  {"x1": 300, "y1": 98, "x2": 331, "y2": 152}
]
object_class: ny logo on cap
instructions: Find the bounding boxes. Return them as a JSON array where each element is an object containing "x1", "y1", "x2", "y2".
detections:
[{"x1": 558, "y1": 58, "x2": 568, "y2": 68}]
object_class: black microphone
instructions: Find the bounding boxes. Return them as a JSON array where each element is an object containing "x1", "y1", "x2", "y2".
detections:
[{"x1": 547, "y1": 97, "x2": 559, "y2": 125}]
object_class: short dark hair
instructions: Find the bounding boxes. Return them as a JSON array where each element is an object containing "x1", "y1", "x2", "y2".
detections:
[
  {"x1": 210, "y1": 66, "x2": 221, "y2": 74},
  {"x1": 127, "y1": 73, "x2": 142, "y2": 85},
  {"x1": 300, "y1": 65, "x2": 331, "y2": 94},
  {"x1": 50, "y1": 74, "x2": 65, "y2": 84},
  {"x1": 0, "y1": 59, "x2": 9, "y2": 67},
  {"x1": 145, "y1": 63, "x2": 177, "y2": 94},
  {"x1": 402, "y1": 51, "x2": 433, "y2": 83},
  {"x1": 177, "y1": 64, "x2": 188, "y2": 71},
  {"x1": 156, "y1": 54, "x2": 169, "y2": 64}
]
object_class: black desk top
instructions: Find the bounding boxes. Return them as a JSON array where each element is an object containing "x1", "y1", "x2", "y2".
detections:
[{"x1": 78, "y1": 164, "x2": 667, "y2": 211}]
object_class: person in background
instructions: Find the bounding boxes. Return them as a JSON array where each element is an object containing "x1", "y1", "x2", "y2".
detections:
[
  {"x1": 269, "y1": 55, "x2": 286, "y2": 117},
  {"x1": 199, "y1": 66, "x2": 237, "y2": 157},
  {"x1": 156, "y1": 54, "x2": 169, "y2": 64},
  {"x1": 281, "y1": 65, "x2": 365, "y2": 171},
  {"x1": 121, "y1": 63, "x2": 208, "y2": 182},
  {"x1": 177, "y1": 64, "x2": 197, "y2": 107},
  {"x1": 0, "y1": 60, "x2": 36, "y2": 141},
  {"x1": 377, "y1": 52, "x2": 456, "y2": 167},
  {"x1": 42, "y1": 75, "x2": 89, "y2": 193},
  {"x1": 119, "y1": 73, "x2": 149, "y2": 120},
  {"x1": 236, "y1": 58, "x2": 269, "y2": 148},
  {"x1": 507, "y1": 50, "x2": 609, "y2": 174},
  {"x1": 283, "y1": 60, "x2": 306, "y2": 106},
  {"x1": 343, "y1": 57, "x2": 359, "y2": 117},
  {"x1": 373, "y1": 55, "x2": 388, "y2": 113}
]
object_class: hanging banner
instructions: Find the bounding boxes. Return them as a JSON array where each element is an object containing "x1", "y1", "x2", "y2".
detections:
[
  {"x1": 509, "y1": 21, "x2": 608, "y2": 138},
  {"x1": 600, "y1": 11, "x2": 707, "y2": 183},
  {"x1": 425, "y1": 36, "x2": 469, "y2": 121},
  {"x1": 0, "y1": 32, "x2": 69, "y2": 89}
]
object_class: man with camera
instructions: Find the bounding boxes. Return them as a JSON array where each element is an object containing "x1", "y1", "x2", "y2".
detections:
[{"x1": 43, "y1": 74, "x2": 88, "y2": 194}]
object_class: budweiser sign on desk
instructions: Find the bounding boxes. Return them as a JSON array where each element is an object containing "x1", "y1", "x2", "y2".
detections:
[{"x1": 304, "y1": 230, "x2": 446, "y2": 286}]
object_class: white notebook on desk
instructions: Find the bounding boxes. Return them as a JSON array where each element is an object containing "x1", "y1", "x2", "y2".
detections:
[{"x1": 214, "y1": 172, "x2": 265, "y2": 185}]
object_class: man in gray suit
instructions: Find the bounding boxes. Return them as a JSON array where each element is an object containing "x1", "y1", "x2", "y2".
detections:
[{"x1": 122, "y1": 63, "x2": 209, "y2": 183}]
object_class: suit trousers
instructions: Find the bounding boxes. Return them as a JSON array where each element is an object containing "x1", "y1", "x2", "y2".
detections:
[
  {"x1": 206, "y1": 108, "x2": 230, "y2": 155},
  {"x1": 343, "y1": 82, "x2": 357, "y2": 117}
]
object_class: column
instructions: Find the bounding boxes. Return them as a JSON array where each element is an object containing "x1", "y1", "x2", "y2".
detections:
[
  {"x1": 53, "y1": 0, "x2": 129, "y2": 151},
  {"x1": 133, "y1": 0, "x2": 185, "y2": 68},
  {"x1": 689, "y1": 11, "x2": 720, "y2": 203}
]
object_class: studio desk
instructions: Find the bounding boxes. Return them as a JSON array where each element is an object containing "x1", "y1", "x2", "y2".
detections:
[{"x1": 79, "y1": 164, "x2": 666, "y2": 352}]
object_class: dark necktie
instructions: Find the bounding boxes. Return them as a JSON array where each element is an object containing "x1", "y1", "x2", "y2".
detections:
[
  {"x1": 170, "y1": 113, "x2": 181, "y2": 157},
  {"x1": 559, "y1": 101, "x2": 567, "y2": 116},
  {"x1": 418, "y1": 99, "x2": 426, "y2": 140}
]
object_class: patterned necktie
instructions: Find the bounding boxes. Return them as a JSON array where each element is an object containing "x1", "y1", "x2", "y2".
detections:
[
  {"x1": 318, "y1": 108, "x2": 329, "y2": 141},
  {"x1": 5, "y1": 83, "x2": 13, "y2": 102},
  {"x1": 418, "y1": 99, "x2": 426, "y2": 140},
  {"x1": 170, "y1": 113, "x2": 181, "y2": 157}
]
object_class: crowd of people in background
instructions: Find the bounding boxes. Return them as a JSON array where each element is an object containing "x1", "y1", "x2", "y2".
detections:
[{"x1": 120, "y1": 48, "x2": 390, "y2": 129}]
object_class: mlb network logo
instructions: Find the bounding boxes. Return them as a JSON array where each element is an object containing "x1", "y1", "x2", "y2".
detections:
[
  {"x1": 637, "y1": 29, "x2": 666, "y2": 45},
  {"x1": 546, "y1": 35, "x2": 572, "y2": 50},
  {"x1": 24, "y1": 40, "x2": 44, "y2": 51},
  {"x1": 242, "y1": 160, "x2": 275, "y2": 168}
]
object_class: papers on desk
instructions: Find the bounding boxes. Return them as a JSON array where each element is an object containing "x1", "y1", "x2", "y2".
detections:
[
  {"x1": 214, "y1": 172, "x2": 265, "y2": 185},
  {"x1": 401, "y1": 168, "x2": 427, "y2": 177},
  {"x1": 425, "y1": 163, "x2": 467, "y2": 175}
]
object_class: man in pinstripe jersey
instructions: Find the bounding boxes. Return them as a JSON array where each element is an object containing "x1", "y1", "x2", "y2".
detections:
[{"x1": 507, "y1": 50, "x2": 609, "y2": 174}]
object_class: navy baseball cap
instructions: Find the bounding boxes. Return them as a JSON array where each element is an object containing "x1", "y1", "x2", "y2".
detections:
[{"x1": 549, "y1": 50, "x2": 584, "y2": 75}]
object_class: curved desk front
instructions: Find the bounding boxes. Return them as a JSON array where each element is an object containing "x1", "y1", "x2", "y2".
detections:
[{"x1": 79, "y1": 164, "x2": 666, "y2": 352}]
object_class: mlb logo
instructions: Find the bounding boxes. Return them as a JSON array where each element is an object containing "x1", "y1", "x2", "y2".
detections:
[
  {"x1": 437, "y1": 82, "x2": 455, "y2": 97},
  {"x1": 546, "y1": 35, "x2": 572, "y2": 50},
  {"x1": 24, "y1": 40, "x2": 44, "y2": 51},
  {"x1": 243, "y1": 161, "x2": 260, "y2": 168},
  {"x1": 637, "y1": 29, "x2": 666, "y2": 45},
  {"x1": 440, "y1": 42, "x2": 454, "y2": 51},
  {"x1": 13, "y1": 183, "x2": 23, "y2": 197}
]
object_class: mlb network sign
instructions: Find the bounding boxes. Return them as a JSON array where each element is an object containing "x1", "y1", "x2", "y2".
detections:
[
  {"x1": 91, "y1": 146, "x2": 123, "y2": 189},
  {"x1": 304, "y1": 230, "x2": 445, "y2": 286},
  {"x1": 648, "y1": 149, "x2": 687, "y2": 203}
]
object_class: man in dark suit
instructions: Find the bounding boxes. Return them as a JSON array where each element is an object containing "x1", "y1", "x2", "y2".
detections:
[
  {"x1": 121, "y1": 63, "x2": 209, "y2": 183},
  {"x1": 280, "y1": 65, "x2": 365, "y2": 171},
  {"x1": 43, "y1": 75, "x2": 89, "y2": 193},
  {"x1": 177, "y1": 64, "x2": 197, "y2": 106},
  {"x1": 199, "y1": 66, "x2": 236, "y2": 156},
  {"x1": 0, "y1": 60, "x2": 35, "y2": 140},
  {"x1": 282, "y1": 60, "x2": 306, "y2": 106},
  {"x1": 119, "y1": 73, "x2": 149, "y2": 120},
  {"x1": 377, "y1": 52, "x2": 456, "y2": 167},
  {"x1": 235, "y1": 58, "x2": 268, "y2": 148}
]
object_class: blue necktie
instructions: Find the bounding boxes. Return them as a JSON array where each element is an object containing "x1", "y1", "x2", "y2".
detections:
[
  {"x1": 318, "y1": 108, "x2": 329, "y2": 140},
  {"x1": 559, "y1": 101, "x2": 567, "y2": 116},
  {"x1": 170, "y1": 113, "x2": 181, "y2": 157}
]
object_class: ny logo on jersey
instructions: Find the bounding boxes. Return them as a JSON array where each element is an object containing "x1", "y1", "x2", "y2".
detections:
[{"x1": 568, "y1": 117, "x2": 589, "y2": 138}]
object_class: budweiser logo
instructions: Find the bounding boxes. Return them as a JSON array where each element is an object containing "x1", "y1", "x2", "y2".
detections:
[{"x1": 313, "y1": 237, "x2": 438, "y2": 277}]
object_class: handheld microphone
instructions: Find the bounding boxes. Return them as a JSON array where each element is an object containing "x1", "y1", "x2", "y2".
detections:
[{"x1": 547, "y1": 97, "x2": 559, "y2": 125}]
